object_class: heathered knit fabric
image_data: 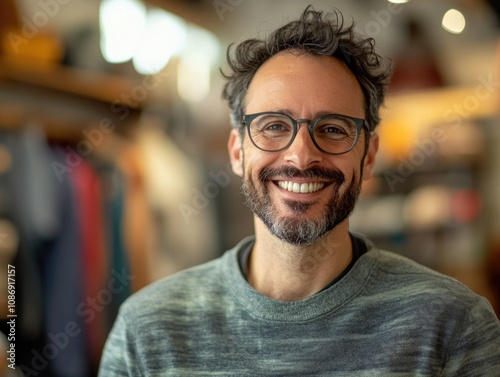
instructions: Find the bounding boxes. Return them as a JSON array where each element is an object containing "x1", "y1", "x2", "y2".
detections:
[{"x1": 99, "y1": 237, "x2": 500, "y2": 376}]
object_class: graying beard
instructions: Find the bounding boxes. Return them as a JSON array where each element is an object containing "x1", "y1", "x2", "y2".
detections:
[{"x1": 240, "y1": 152, "x2": 361, "y2": 246}]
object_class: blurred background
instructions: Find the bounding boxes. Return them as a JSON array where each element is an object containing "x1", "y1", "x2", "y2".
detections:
[{"x1": 0, "y1": 0, "x2": 499, "y2": 375}]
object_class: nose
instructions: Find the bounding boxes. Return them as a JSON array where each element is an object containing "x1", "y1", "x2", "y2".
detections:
[{"x1": 282, "y1": 122, "x2": 323, "y2": 169}]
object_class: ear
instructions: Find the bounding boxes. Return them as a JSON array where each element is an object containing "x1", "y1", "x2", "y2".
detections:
[
  {"x1": 362, "y1": 133, "x2": 379, "y2": 181},
  {"x1": 227, "y1": 128, "x2": 243, "y2": 177}
]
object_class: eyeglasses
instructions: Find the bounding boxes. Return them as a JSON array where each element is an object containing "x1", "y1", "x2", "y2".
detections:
[{"x1": 242, "y1": 112, "x2": 366, "y2": 155}]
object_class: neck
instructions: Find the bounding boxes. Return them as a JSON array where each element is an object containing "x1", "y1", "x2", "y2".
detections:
[{"x1": 247, "y1": 218, "x2": 353, "y2": 301}]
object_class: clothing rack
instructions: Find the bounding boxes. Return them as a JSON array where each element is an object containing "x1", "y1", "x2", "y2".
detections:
[{"x1": 0, "y1": 59, "x2": 148, "y2": 377}]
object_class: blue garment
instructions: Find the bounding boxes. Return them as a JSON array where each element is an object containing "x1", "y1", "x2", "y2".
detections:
[
  {"x1": 93, "y1": 162, "x2": 131, "y2": 333},
  {"x1": 37, "y1": 146, "x2": 88, "y2": 377}
]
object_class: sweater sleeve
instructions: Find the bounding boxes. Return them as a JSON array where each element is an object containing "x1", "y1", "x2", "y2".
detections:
[
  {"x1": 98, "y1": 312, "x2": 143, "y2": 377},
  {"x1": 441, "y1": 296, "x2": 500, "y2": 377}
]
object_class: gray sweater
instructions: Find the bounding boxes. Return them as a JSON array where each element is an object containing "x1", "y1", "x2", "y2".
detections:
[{"x1": 99, "y1": 237, "x2": 500, "y2": 376}]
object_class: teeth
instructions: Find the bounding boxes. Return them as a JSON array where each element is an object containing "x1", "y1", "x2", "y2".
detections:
[{"x1": 278, "y1": 181, "x2": 325, "y2": 193}]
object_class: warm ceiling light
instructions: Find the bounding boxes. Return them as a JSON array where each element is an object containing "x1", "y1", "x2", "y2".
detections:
[
  {"x1": 442, "y1": 9, "x2": 466, "y2": 34},
  {"x1": 133, "y1": 9, "x2": 187, "y2": 75},
  {"x1": 100, "y1": 0, "x2": 146, "y2": 63},
  {"x1": 99, "y1": 0, "x2": 220, "y2": 79},
  {"x1": 387, "y1": 0, "x2": 410, "y2": 4},
  {"x1": 176, "y1": 26, "x2": 220, "y2": 102}
]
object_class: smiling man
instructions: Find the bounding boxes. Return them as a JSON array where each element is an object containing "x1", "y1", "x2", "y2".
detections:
[
  {"x1": 228, "y1": 51, "x2": 375, "y2": 301},
  {"x1": 99, "y1": 7, "x2": 500, "y2": 376}
]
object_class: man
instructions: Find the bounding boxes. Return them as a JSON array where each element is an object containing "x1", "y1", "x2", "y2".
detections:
[{"x1": 99, "y1": 7, "x2": 500, "y2": 376}]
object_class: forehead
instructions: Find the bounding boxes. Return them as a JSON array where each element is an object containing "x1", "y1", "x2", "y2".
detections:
[{"x1": 246, "y1": 51, "x2": 364, "y2": 117}]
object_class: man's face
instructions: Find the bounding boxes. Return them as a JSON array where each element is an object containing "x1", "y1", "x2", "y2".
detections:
[{"x1": 228, "y1": 51, "x2": 378, "y2": 245}]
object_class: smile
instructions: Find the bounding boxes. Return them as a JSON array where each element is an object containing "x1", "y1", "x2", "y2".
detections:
[{"x1": 277, "y1": 181, "x2": 326, "y2": 194}]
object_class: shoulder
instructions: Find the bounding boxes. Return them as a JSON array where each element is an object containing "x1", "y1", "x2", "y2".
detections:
[
  {"x1": 369, "y1": 249, "x2": 471, "y2": 290},
  {"x1": 362, "y1": 249, "x2": 500, "y2": 374},
  {"x1": 116, "y1": 237, "x2": 253, "y2": 325},
  {"x1": 362, "y1": 248, "x2": 492, "y2": 313},
  {"x1": 120, "y1": 255, "x2": 225, "y2": 320},
  {"x1": 360, "y1": 249, "x2": 500, "y2": 344}
]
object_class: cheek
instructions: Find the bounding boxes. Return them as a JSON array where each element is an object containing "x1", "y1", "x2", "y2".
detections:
[
  {"x1": 243, "y1": 158, "x2": 264, "y2": 182},
  {"x1": 346, "y1": 146, "x2": 367, "y2": 179},
  {"x1": 330, "y1": 160, "x2": 362, "y2": 192},
  {"x1": 242, "y1": 143, "x2": 276, "y2": 177}
]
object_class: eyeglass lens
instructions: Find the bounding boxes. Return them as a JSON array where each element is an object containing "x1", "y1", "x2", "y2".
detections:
[{"x1": 248, "y1": 113, "x2": 358, "y2": 154}]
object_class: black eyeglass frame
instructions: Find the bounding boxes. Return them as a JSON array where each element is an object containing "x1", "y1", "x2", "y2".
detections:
[{"x1": 242, "y1": 111, "x2": 368, "y2": 155}]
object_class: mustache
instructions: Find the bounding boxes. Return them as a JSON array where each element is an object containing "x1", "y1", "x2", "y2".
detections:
[{"x1": 259, "y1": 166, "x2": 345, "y2": 185}]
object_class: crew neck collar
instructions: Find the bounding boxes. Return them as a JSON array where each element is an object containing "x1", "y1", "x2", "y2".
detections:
[{"x1": 221, "y1": 236, "x2": 378, "y2": 322}]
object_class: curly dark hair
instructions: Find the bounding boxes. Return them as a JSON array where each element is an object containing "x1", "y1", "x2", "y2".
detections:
[{"x1": 221, "y1": 6, "x2": 392, "y2": 136}]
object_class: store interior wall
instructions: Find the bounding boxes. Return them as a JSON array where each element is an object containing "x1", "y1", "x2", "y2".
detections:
[{"x1": 0, "y1": 0, "x2": 499, "y2": 375}]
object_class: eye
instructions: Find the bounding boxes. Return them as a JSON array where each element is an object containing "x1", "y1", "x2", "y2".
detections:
[
  {"x1": 315, "y1": 116, "x2": 357, "y2": 139},
  {"x1": 323, "y1": 125, "x2": 348, "y2": 135},
  {"x1": 263, "y1": 122, "x2": 288, "y2": 132},
  {"x1": 317, "y1": 123, "x2": 350, "y2": 137},
  {"x1": 254, "y1": 117, "x2": 293, "y2": 133}
]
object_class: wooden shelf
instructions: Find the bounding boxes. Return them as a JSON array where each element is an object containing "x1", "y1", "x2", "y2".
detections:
[
  {"x1": 0, "y1": 56, "x2": 152, "y2": 140},
  {"x1": 383, "y1": 85, "x2": 499, "y2": 130},
  {"x1": 0, "y1": 56, "x2": 151, "y2": 108}
]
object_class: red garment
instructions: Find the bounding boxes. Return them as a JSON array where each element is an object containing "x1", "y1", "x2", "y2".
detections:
[{"x1": 72, "y1": 157, "x2": 109, "y2": 368}]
